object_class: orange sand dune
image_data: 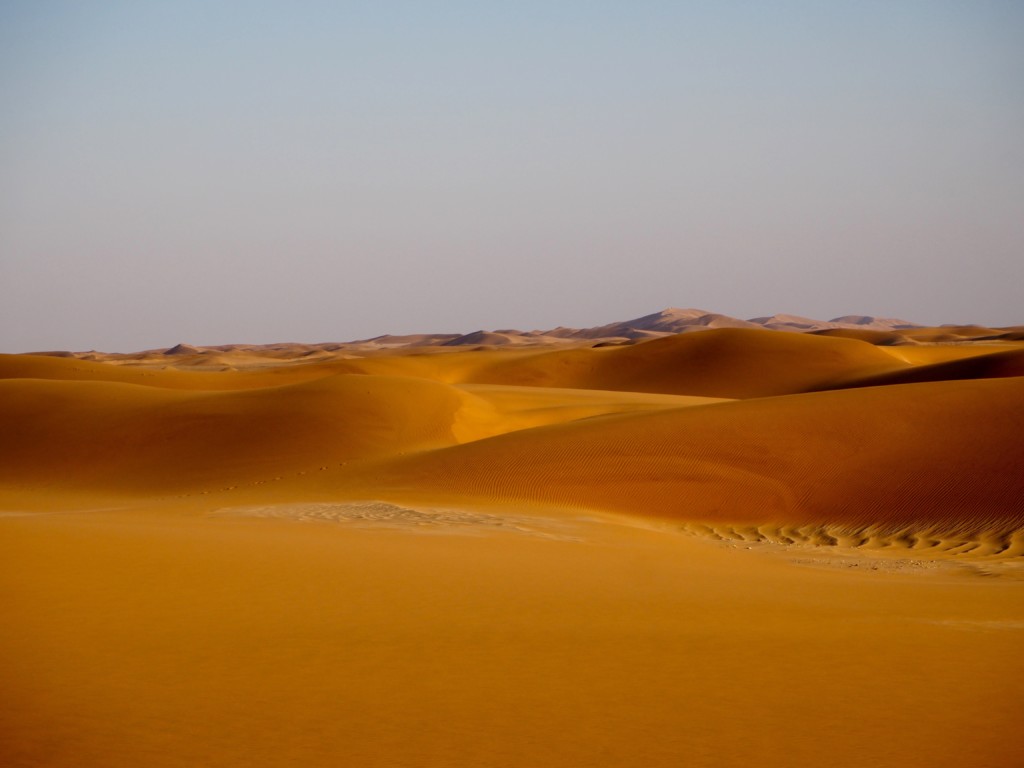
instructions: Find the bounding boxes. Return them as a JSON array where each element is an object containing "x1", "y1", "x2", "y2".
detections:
[
  {"x1": 0, "y1": 351, "x2": 361, "y2": 390},
  {"x1": 461, "y1": 328, "x2": 908, "y2": 397},
  {"x1": 0, "y1": 372, "x2": 726, "y2": 502},
  {"x1": 0, "y1": 374, "x2": 469, "y2": 494},
  {"x1": 335, "y1": 377, "x2": 1024, "y2": 533},
  {"x1": 2, "y1": 323, "x2": 1022, "y2": 768},
  {"x1": 4, "y1": 346, "x2": 1021, "y2": 535},
  {"x1": 879, "y1": 341, "x2": 1024, "y2": 365},
  {"x1": 451, "y1": 383, "x2": 728, "y2": 443},
  {"x1": 818, "y1": 347, "x2": 1024, "y2": 390}
]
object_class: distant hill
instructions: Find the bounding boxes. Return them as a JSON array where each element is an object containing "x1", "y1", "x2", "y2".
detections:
[
  {"x1": 38, "y1": 309, "x2": 945, "y2": 356},
  {"x1": 529, "y1": 308, "x2": 922, "y2": 342}
]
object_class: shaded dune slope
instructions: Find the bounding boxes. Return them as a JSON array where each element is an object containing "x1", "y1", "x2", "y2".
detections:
[
  {"x1": 809, "y1": 328, "x2": 906, "y2": 345},
  {"x1": 0, "y1": 353, "x2": 362, "y2": 391},
  {"x1": 0, "y1": 375, "x2": 468, "y2": 492},
  {"x1": 355, "y1": 377, "x2": 1024, "y2": 534},
  {"x1": 461, "y1": 328, "x2": 908, "y2": 397},
  {"x1": 0, "y1": 375, "x2": 721, "y2": 496},
  {"x1": 814, "y1": 347, "x2": 1024, "y2": 390},
  {"x1": 451, "y1": 385, "x2": 728, "y2": 443}
]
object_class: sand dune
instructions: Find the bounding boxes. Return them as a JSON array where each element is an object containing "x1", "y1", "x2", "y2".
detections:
[
  {"x1": 809, "y1": 327, "x2": 907, "y2": 344},
  {"x1": 0, "y1": 374, "x2": 473, "y2": 495},
  {"x1": 461, "y1": 328, "x2": 909, "y2": 397},
  {"x1": 554, "y1": 307, "x2": 760, "y2": 338},
  {"x1": 828, "y1": 314, "x2": 917, "y2": 329},
  {"x1": 0, "y1": 351, "x2": 360, "y2": 390},
  {"x1": 341, "y1": 377, "x2": 1024, "y2": 536},
  {"x1": 2, "y1": 317, "x2": 1022, "y2": 768},
  {"x1": 5, "y1": 328, "x2": 1021, "y2": 532},
  {"x1": 749, "y1": 312, "x2": 832, "y2": 330},
  {"x1": 442, "y1": 330, "x2": 535, "y2": 346},
  {"x1": 817, "y1": 347, "x2": 1024, "y2": 390}
]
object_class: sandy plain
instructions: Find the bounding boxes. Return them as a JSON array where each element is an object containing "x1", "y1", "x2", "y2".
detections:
[{"x1": 2, "y1": 322, "x2": 1022, "y2": 767}]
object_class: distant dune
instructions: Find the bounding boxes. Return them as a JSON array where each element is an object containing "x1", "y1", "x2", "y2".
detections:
[
  {"x1": 442, "y1": 330, "x2": 531, "y2": 346},
  {"x1": 23, "y1": 306, "x2": 940, "y2": 359},
  {"x1": 829, "y1": 314, "x2": 917, "y2": 329},
  {"x1": 163, "y1": 342, "x2": 202, "y2": 355}
]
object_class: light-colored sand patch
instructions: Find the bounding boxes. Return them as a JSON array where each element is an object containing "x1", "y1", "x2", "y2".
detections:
[{"x1": 212, "y1": 501, "x2": 583, "y2": 541}]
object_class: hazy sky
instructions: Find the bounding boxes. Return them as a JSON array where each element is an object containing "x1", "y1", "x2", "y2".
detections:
[{"x1": 2, "y1": 1, "x2": 1022, "y2": 351}]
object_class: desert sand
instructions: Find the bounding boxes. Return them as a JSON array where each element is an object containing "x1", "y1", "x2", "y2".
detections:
[{"x1": 2, "y1": 313, "x2": 1022, "y2": 767}]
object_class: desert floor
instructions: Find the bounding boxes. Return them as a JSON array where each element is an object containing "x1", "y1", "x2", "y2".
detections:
[{"x1": 2, "y1": 326, "x2": 1022, "y2": 767}]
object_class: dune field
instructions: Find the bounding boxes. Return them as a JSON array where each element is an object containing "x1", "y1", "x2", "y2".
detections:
[{"x1": 2, "y1": 313, "x2": 1023, "y2": 767}]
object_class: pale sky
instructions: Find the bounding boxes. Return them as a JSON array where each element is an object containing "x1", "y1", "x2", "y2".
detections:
[{"x1": 2, "y1": 1, "x2": 1022, "y2": 351}]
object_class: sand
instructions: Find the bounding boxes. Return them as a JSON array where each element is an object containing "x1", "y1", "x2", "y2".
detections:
[{"x1": 2, "y1": 327, "x2": 1022, "y2": 767}]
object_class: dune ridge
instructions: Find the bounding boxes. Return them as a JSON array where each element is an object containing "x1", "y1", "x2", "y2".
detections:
[{"x1": 4, "y1": 324, "x2": 1021, "y2": 549}]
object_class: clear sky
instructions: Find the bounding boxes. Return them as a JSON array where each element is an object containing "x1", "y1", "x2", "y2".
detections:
[{"x1": 2, "y1": 1, "x2": 1022, "y2": 351}]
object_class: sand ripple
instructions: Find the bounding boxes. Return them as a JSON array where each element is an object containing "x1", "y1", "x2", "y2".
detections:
[{"x1": 680, "y1": 521, "x2": 1024, "y2": 577}]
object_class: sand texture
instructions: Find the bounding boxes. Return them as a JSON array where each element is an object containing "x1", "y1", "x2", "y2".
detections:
[{"x1": 2, "y1": 324, "x2": 1023, "y2": 767}]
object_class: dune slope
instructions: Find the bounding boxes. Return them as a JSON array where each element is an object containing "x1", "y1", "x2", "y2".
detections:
[
  {"x1": 0, "y1": 374, "x2": 467, "y2": 493},
  {"x1": 3, "y1": 333, "x2": 1023, "y2": 540},
  {"x1": 344, "y1": 377, "x2": 1024, "y2": 536},
  {"x1": 463, "y1": 328, "x2": 909, "y2": 397}
]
